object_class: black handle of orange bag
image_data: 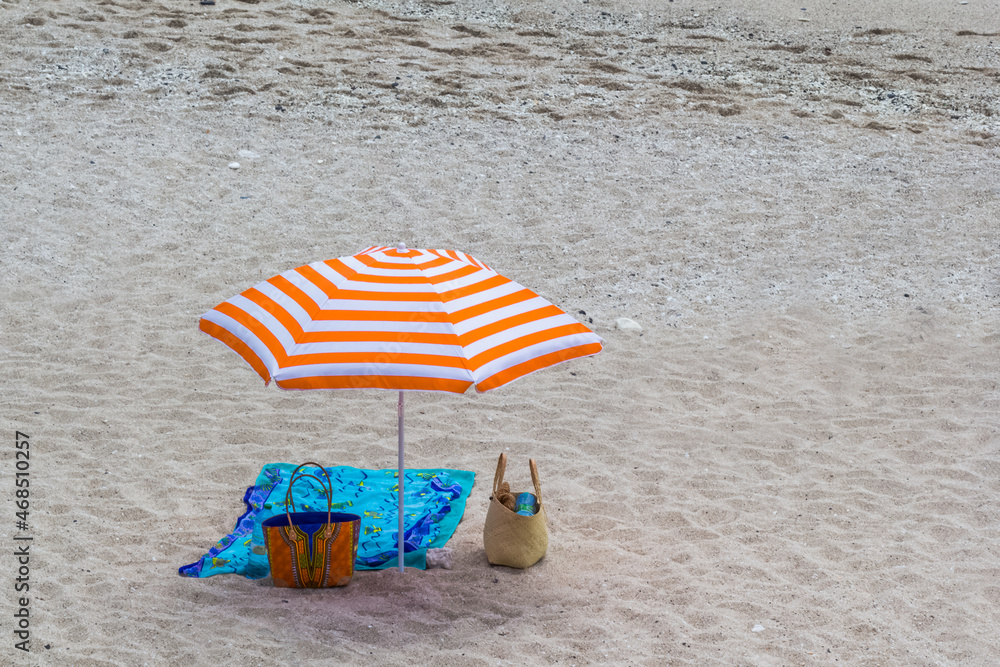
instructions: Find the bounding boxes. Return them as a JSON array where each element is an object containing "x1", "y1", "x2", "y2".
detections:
[{"x1": 284, "y1": 462, "x2": 335, "y2": 536}]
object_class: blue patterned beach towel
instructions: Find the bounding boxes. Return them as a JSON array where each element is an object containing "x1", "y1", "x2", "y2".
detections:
[{"x1": 179, "y1": 463, "x2": 475, "y2": 578}]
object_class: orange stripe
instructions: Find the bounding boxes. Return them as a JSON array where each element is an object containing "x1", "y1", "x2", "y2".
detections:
[
  {"x1": 243, "y1": 287, "x2": 305, "y2": 338},
  {"x1": 320, "y1": 290, "x2": 440, "y2": 302},
  {"x1": 425, "y1": 263, "x2": 483, "y2": 285},
  {"x1": 241, "y1": 289, "x2": 457, "y2": 344},
  {"x1": 301, "y1": 330, "x2": 459, "y2": 345},
  {"x1": 430, "y1": 249, "x2": 489, "y2": 271},
  {"x1": 280, "y1": 351, "x2": 470, "y2": 369},
  {"x1": 352, "y1": 255, "x2": 485, "y2": 285},
  {"x1": 199, "y1": 318, "x2": 271, "y2": 383},
  {"x1": 438, "y1": 274, "x2": 511, "y2": 302},
  {"x1": 468, "y1": 323, "x2": 592, "y2": 370},
  {"x1": 476, "y1": 342, "x2": 603, "y2": 392},
  {"x1": 300, "y1": 262, "x2": 440, "y2": 301},
  {"x1": 325, "y1": 258, "x2": 429, "y2": 285},
  {"x1": 450, "y1": 289, "x2": 536, "y2": 323},
  {"x1": 312, "y1": 310, "x2": 451, "y2": 323},
  {"x1": 268, "y1": 274, "x2": 321, "y2": 318},
  {"x1": 425, "y1": 249, "x2": 452, "y2": 264},
  {"x1": 277, "y1": 375, "x2": 472, "y2": 393},
  {"x1": 214, "y1": 302, "x2": 290, "y2": 366},
  {"x1": 216, "y1": 302, "x2": 467, "y2": 370},
  {"x1": 456, "y1": 305, "x2": 563, "y2": 347},
  {"x1": 354, "y1": 253, "x2": 452, "y2": 271},
  {"x1": 268, "y1": 274, "x2": 451, "y2": 323},
  {"x1": 296, "y1": 264, "x2": 338, "y2": 297}
]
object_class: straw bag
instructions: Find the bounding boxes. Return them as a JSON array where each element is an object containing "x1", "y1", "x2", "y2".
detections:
[
  {"x1": 261, "y1": 462, "x2": 360, "y2": 588},
  {"x1": 483, "y1": 453, "x2": 548, "y2": 569}
]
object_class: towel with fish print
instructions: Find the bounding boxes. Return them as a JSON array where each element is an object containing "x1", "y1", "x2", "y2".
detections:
[{"x1": 179, "y1": 463, "x2": 475, "y2": 577}]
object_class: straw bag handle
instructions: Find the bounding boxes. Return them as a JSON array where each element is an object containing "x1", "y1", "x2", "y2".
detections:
[
  {"x1": 284, "y1": 462, "x2": 335, "y2": 537},
  {"x1": 492, "y1": 454, "x2": 543, "y2": 506},
  {"x1": 529, "y1": 459, "x2": 543, "y2": 506},
  {"x1": 492, "y1": 452, "x2": 507, "y2": 496}
]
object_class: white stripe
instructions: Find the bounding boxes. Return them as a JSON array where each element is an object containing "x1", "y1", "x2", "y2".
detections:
[
  {"x1": 434, "y1": 248, "x2": 472, "y2": 265},
  {"x1": 429, "y1": 250, "x2": 469, "y2": 266},
  {"x1": 275, "y1": 362, "x2": 474, "y2": 383},
  {"x1": 270, "y1": 288, "x2": 451, "y2": 313},
  {"x1": 337, "y1": 255, "x2": 426, "y2": 278},
  {"x1": 445, "y1": 280, "x2": 525, "y2": 312},
  {"x1": 242, "y1": 282, "x2": 453, "y2": 334},
  {"x1": 329, "y1": 253, "x2": 490, "y2": 290},
  {"x1": 281, "y1": 267, "x2": 335, "y2": 307},
  {"x1": 248, "y1": 282, "x2": 316, "y2": 330},
  {"x1": 228, "y1": 295, "x2": 298, "y2": 351},
  {"x1": 427, "y1": 267, "x2": 498, "y2": 293},
  {"x1": 307, "y1": 261, "x2": 356, "y2": 291},
  {"x1": 228, "y1": 295, "x2": 462, "y2": 354},
  {"x1": 319, "y1": 279, "x2": 438, "y2": 296},
  {"x1": 201, "y1": 310, "x2": 280, "y2": 376},
  {"x1": 416, "y1": 258, "x2": 473, "y2": 278},
  {"x1": 409, "y1": 250, "x2": 447, "y2": 265},
  {"x1": 462, "y1": 314, "x2": 577, "y2": 358},
  {"x1": 368, "y1": 250, "x2": 427, "y2": 264},
  {"x1": 305, "y1": 261, "x2": 448, "y2": 295},
  {"x1": 471, "y1": 332, "x2": 601, "y2": 383},
  {"x1": 451, "y1": 297, "x2": 552, "y2": 336}
]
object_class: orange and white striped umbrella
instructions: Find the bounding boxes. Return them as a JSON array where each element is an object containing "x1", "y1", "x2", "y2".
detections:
[
  {"x1": 199, "y1": 244, "x2": 602, "y2": 572},
  {"x1": 200, "y1": 244, "x2": 602, "y2": 394}
]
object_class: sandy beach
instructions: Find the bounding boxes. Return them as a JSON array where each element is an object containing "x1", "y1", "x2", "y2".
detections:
[{"x1": 2, "y1": 0, "x2": 998, "y2": 664}]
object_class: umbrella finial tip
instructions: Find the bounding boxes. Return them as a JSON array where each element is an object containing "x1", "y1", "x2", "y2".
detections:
[{"x1": 397, "y1": 242, "x2": 407, "y2": 252}]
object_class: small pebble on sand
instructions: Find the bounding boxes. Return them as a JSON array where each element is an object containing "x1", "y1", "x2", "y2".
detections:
[
  {"x1": 616, "y1": 317, "x2": 642, "y2": 332},
  {"x1": 228, "y1": 162, "x2": 240, "y2": 169},
  {"x1": 426, "y1": 547, "x2": 454, "y2": 569}
]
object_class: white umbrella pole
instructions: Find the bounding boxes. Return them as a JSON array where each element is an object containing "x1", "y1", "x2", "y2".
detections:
[{"x1": 397, "y1": 390, "x2": 405, "y2": 573}]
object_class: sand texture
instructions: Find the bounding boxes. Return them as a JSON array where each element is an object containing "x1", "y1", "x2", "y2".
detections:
[{"x1": 2, "y1": 0, "x2": 999, "y2": 664}]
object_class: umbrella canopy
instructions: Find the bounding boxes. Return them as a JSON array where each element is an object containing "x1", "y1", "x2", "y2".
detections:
[
  {"x1": 199, "y1": 244, "x2": 602, "y2": 571},
  {"x1": 200, "y1": 244, "x2": 602, "y2": 393}
]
